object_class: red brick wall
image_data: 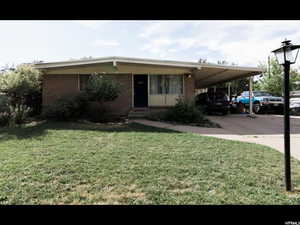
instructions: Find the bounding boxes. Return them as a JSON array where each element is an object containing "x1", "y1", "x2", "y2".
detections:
[
  {"x1": 184, "y1": 75, "x2": 195, "y2": 101},
  {"x1": 42, "y1": 74, "x2": 132, "y2": 115},
  {"x1": 43, "y1": 73, "x2": 195, "y2": 115},
  {"x1": 42, "y1": 74, "x2": 80, "y2": 106}
]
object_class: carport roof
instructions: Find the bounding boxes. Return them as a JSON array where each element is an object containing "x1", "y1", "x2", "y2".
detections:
[
  {"x1": 193, "y1": 65, "x2": 262, "y2": 88},
  {"x1": 34, "y1": 56, "x2": 263, "y2": 88}
]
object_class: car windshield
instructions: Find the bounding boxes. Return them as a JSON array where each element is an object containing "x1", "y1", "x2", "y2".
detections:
[
  {"x1": 254, "y1": 92, "x2": 272, "y2": 97},
  {"x1": 241, "y1": 91, "x2": 272, "y2": 97}
]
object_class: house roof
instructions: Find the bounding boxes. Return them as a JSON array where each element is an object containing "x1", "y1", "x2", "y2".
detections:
[
  {"x1": 34, "y1": 56, "x2": 202, "y2": 69},
  {"x1": 34, "y1": 56, "x2": 263, "y2": 88}
]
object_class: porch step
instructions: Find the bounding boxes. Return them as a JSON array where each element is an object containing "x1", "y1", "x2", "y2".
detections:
[
  {"x1": 131, "y1": 107, "x2": 149, "y2": 112},
  {"x1": 128, "y1": 108, "x2": 150, "y2": 118}
]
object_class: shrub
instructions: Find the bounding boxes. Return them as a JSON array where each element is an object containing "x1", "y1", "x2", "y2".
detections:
[
  {"x1": 85, "y1": 101, "x2": 107, "y2": 122},
  {"x1": 24, "y1": 90, "x2": 42, "y2": 116},
  {"x1": 0, "y1": 112, "x2": 12, "y2": 127},
  {"x1": 0, "y1": 103, "x2": 31, "y2": 127},
  {"x1": 9, "y1": 104, "x2": 31, "y2": 125},
  {"x1": 0, "y1": 64, "x2": 41, "y2": 103},
  {"x1": 164, "y1": 98, "x2": 206, "y2": 123},
  {"x1": 85, "y1": 74, "x2": 121, "y2": 102},
  {"x1": 42, "y1": 93, "x2": 88, "y2": 121},
  {"x1": 0, "y1": 64, "x2": 42, "y2": 117},
  {"x1": 80, "y1": 74, "x2": 122, "y2": 122},
  {"x1": 147, "y1": 98, "x2": 219, "y2": 127},
  {"x1": 0, "y1": 94, "x2": 10, "y2": 113}
]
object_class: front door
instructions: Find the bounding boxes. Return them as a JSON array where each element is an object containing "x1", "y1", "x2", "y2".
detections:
[{"x1": 134, "y1": 75, "x2": 148, "y2": 107}]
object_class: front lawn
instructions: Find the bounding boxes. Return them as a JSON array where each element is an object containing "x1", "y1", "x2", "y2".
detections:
[{"x1": 0, "y1": 121, "x2": 300, "y2": 204}]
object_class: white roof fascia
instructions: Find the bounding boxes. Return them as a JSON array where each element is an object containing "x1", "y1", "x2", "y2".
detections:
[
  {"x1": 33, "y1": 56, "x2": 262, "y2": 73},
  {"x1": 115, "y1": 59, "x2": 201, "y2": 69},
  {"x1": 33, "y1": 56, "x2": 202, "y2": 70},
  {"x1": 34, "y1": 59, "x2": 114, "y2": 69},
  {"x1": 200, "y1": 64, "x2": 263, "y2": 73}
]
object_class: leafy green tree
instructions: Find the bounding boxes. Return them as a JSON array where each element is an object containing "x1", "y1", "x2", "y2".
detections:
[
  {"x1": 0, "y1": 64, "x2": 42, "y2": 124},
  {"x1": 230, "y1": 78, "x2": 250, "y2": 96},
  {"x1": 85, "y1": 74, "x2": 121, "y2": 102},
  {"x1": 255, "y1": 57, "x2": 300, "y2": 96},
  {"x1": 0, "y1": 64, "x2": 41, "y2": 106}
]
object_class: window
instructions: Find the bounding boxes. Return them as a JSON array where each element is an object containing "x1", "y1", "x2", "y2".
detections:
[
  {"x1": 150, "y1": 75, "x2": 165, "y2": 94},
  {"x1": 79, "y1": 75, "x2": 91, "y2": 91},
  {"x1": 150, "y1": 75, "x2": 183, "y2": 95}
]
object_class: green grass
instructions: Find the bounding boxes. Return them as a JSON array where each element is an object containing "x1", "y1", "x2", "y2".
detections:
[{"x1": 0, "y1": 121, "x2": 300, "y2": 204}]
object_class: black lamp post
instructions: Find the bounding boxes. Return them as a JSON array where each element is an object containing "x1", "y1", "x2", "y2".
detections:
[{"x1": 272, "y1": 39, "x2": 300, "y2": 191}]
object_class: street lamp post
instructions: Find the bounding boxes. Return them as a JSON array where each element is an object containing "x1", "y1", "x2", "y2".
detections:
[{"x1": 272, "y1": 39, "x2": 300, "y2": 191}]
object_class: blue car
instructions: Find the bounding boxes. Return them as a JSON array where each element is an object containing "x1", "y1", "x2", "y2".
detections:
[{"x1": 235, "y1": 91, "x2": 283, "y2": 113}]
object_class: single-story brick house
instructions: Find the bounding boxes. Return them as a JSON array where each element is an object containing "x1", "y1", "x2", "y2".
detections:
[{"x1": 34, "y1": 56, "x2": 263, "y2": 116}]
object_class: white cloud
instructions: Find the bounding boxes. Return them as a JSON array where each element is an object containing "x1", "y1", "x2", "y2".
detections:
[
  {"x1": 140, "y1": 37, "x2": 173, "y2": 53},
  {"x1": 138, "y1": 20, "x2": 300, "y2": 66},
  {"x1": 91, "y1": 40, "x2": 120, "y2": 47},
  {"x1": 3, "y1": 21, "x2": 300, "y2": 68}
]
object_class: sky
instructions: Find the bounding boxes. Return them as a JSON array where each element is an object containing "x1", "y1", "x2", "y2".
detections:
[{"x1": 1, "y1": 20, "x2": 300, "y2": 68}]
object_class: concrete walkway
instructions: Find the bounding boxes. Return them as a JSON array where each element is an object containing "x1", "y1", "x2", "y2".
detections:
[{"x1": 131, "y1": 114, "x2": 300, "y2": 160}]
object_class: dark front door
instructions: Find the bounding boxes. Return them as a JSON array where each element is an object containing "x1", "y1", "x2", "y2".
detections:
[{"x1": 134, "y1": 75, "x2": 148, "y2": 107}]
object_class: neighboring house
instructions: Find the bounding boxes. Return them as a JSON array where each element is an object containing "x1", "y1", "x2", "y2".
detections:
[{"x1": 34, "y1": 56, "x2": 262, "y2": 115}]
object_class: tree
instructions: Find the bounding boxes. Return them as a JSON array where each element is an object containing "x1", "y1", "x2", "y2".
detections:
[
  {"x1": 0, "y1": 64, "x2": 42, "y2": 121},
  {"x1": 83, "y1": 74, "x2": 122, "y2": 122},
  {"x1": 230, "y1": 78, "x2": 250, "y2": 96},
  {"x1": 0, "y1": 64, "x2": 41, "y2": 105},
  {"x1": 255, "y1": 57, "x2": 300, "y2": 96},
  {"x1": 85, "y1": 74, "x2": 121, "y2": 102}
]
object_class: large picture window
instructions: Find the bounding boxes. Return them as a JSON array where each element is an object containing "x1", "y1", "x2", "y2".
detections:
[{"x1": 150, "y1": 75, "x2": 183, "y2": 95}]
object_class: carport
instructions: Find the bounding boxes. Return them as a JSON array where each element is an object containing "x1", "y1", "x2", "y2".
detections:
[
  {"x1": 193, "y1": 64, "x2": 262, "y2": 88},
  {"x1": 192, "y1": 63, "x2": 263, "y2": 113}
]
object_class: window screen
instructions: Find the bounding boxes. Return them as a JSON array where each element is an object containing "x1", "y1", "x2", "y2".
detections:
[{"x1": 150, "y1": 75, "x2": 183, "y2": 95}]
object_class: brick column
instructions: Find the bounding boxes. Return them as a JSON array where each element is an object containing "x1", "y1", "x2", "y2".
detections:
[{"x1": 184, "y1": 75, "x2": 195, "y2": 101}]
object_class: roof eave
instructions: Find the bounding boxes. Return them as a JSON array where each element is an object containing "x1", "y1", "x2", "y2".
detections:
[
  {"x1": 34, "y1": 58, "x2": 202, "y2": 70},
  {"x1": 33, "y1": 56, "x2": 262, "y2": 74}
]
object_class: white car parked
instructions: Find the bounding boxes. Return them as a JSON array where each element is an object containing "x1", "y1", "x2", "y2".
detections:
[{"x1": 290, "y1": 91, "x2": 300, "y2": 115}]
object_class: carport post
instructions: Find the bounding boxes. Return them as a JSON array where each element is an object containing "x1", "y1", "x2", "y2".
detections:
[
  {"x1": 227, "y1": 83, "x2": 231, "y2": 101},
  {"x1": 249, "y1": 76, "x2": 253, "y2": 114}
]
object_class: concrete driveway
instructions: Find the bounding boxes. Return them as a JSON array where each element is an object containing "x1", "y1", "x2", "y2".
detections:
[
  {"x1": 132, "y1": 114, "x2": 300, "y2": 160},
  {"x1": 204, "y1": 114, "x2": 300, "y2": 160}
]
